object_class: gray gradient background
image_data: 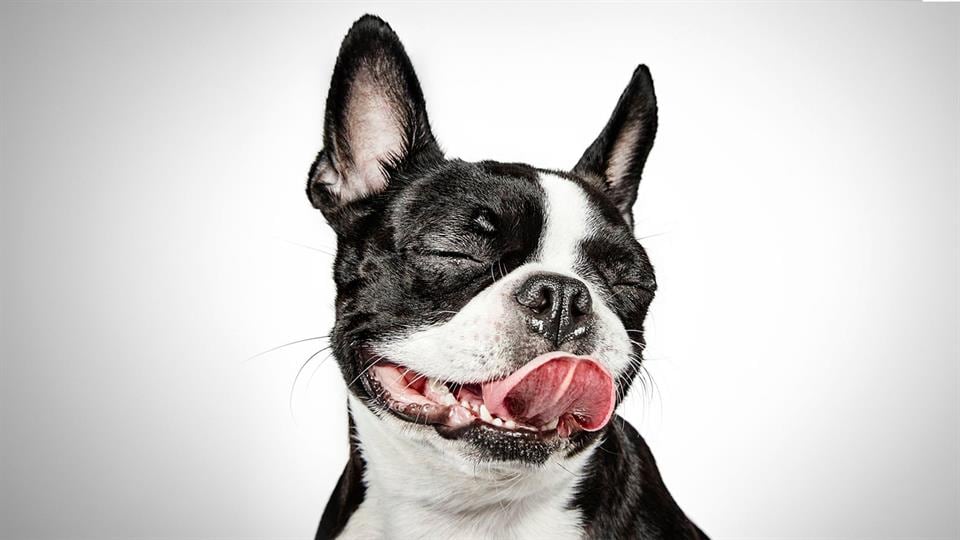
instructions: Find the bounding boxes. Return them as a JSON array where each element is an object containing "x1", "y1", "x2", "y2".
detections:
[{"x1": 1, "y1": 2, "x2": 958, "y2": 539}]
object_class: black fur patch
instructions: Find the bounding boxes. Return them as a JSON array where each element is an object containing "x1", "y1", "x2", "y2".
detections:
[
  {"x1": 572, "y1": 417, "x2": 708, "y2": 539},
  {"x1": 316, "y1": 415, "x2": 366, "y2": 539}
]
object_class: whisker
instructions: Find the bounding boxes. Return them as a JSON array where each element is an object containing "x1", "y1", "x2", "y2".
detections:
[
  {"x1": 555, "y1": 462, "x2": 576, "y2": 477},
  {"x1": 401, "y1": 372, "x2": 427, "y2": 392},
  {"x1": 305, "y1": 350, "x2": 336, "y2": 391},
  {"x1": 289, "y1": 345, "x2": 333, "y2": 419},
  {"x1": 346, "y1": 353, "x2": 387, "y2": 388},
  {"x1": 278, "y1": 237, "x2": 336, "y2": 257},
  {"x1": 635, "y1": 231, "x2": 668, "y2": 241},
  {"x1": 595, "y1": 436, "x2": 622, "y2": 458},
  {"x1": 622, "y1": 352, "x2": 663, "y2": 422},
  {"x1": 244, "y1": 335, "x2": 328, "y2": 363},
  {"x1": 639, "y1": 363, "x2": 662, "y2": 412}
]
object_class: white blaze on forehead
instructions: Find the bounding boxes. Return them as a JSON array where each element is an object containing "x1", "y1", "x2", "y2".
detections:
[
  {"x1": 534, "y1": 173, "x2": 632, "y2": 378},
  {"x1": 536, "y1": 173, "x2": 596, "y2": 273}
]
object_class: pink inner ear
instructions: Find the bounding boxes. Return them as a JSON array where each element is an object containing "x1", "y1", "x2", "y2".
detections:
[
  {"x1": 604, "y1": 117, "x2": 641, "y2": 196},
  {"x1": 338, "y1": 67, "x2": 404, "y2": 203}
]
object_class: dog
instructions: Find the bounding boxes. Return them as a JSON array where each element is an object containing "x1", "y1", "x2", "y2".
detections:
[{"x1": 306, "y1": 15, "x2": 707, "y2": 539}]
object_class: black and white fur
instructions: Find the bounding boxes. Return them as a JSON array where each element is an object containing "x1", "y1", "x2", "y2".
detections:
[{"x1": 307, "y1": 15, "x2": 706, "y2": 539}]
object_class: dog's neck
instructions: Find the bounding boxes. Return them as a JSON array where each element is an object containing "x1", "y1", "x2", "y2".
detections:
[{"x1": 342, "y1": 395, "x2": 591, "y2": 539}]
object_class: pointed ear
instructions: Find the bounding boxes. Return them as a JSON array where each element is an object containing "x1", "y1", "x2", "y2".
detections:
[
  {"x1": 307, "y1": 15, "x2": 441, "y2": 220},
  {"x1": 573, "y1": 65, "x2": 658, "y2": 229}
]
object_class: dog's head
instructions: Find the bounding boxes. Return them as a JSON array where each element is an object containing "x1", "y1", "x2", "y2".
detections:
[{"x1": 308, "y1": 16, "x2": 657, "y2": 466}]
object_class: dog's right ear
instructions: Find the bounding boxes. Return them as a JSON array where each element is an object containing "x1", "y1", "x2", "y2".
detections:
[
  {"x1": 307, "y1": 15, "x2": 440, "y2": 225},
  {"x1": 573, "y1": 65, "x2": 658, "y2": 229}
]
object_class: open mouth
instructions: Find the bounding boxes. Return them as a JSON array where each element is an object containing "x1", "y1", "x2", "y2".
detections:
[{"x1": 361, "y1": 351, "x2": 616, "y2": 440}]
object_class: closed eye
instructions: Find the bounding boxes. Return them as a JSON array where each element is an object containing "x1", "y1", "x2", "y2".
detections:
[
  {"x1": 419, "y1": 249, "x2": 485, "y2": 264},
  {"x1": 612, "y1": 280, "x2": 657, "y2": 294}
]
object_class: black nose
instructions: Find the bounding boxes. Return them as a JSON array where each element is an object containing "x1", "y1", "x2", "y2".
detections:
[{"x1": 515, "y1": 272, "x2": 593, "y2": 346}]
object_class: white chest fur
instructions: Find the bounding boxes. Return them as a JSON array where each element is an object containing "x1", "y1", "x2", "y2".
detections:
[{"x1": 339, "y1": 396, "x2": 591, "y2": 540}]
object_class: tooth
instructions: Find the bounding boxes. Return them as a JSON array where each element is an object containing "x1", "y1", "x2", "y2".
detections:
[
  {"x1": 504, "y1": 420, "x2": 516, "y2": 430},
  {"x1": 461, "y1": 400, "x2": 471, "y2": 408},
  {"x1": 479, "y1": 404, "x2": 493, "y2": 423},
  {"x1": 427, "y1": 378, "x2": 450, "y2": 397},
  {"x1": 441, "y1": 394, "x2": 458, "y2": 406},
  {"x1": 492, "y1": 418, "x2": 503, "y2": 427},
  {"x1": 543, "y1": 418, "x2": 559, "y2": 431}
]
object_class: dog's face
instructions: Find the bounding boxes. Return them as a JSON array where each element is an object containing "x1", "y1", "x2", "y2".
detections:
[{"x1": 308, "y1": 16, "x2": 658, "y2": 467}]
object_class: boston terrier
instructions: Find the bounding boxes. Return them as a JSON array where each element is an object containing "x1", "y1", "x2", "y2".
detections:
[{"x1": 306, "y1": 14, "x2": 707, "y2": 540}]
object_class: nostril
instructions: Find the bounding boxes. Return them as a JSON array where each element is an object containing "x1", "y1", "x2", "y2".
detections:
[
  {"x1": 569, "y1": 288, "x2": 592, "y2": 318},
  {"x1": 570, "y1": 295, "x2": 585, "y2": 318},
  {"x1": 516, "y1": 280, "x2": 555, "y2": 315},
  {"x1": 532, "y1": 289, "x2": 552, "y2": 314}
]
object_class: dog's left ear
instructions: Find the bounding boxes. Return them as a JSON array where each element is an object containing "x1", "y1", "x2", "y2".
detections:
[
  {"x1": 573, "y1": 65, "x2": 658, "y2": 229},
  {"x1": 307, "y1": 15, "x2": 440, "y2": 224}
]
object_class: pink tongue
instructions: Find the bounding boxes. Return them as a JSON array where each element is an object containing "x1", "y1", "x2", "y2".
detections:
[{"x1": 481, "y1": 352, "x2": 616, "y2": 432}]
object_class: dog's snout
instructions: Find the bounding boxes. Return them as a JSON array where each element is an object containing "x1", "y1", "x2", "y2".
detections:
[{"x1": 515, "y1": 272, "x2": 592, "y2": 346}]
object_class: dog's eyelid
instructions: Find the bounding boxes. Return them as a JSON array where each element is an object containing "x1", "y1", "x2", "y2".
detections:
[
  {"x1": 612, "y1": 277, "x2": 657, "y2": 293},
  {"x1": 439, "y1": 252, "x2": 484, "y2": 265},
  {"x1": 414, "y1": 247, "x2": 485, "y2": 264}
]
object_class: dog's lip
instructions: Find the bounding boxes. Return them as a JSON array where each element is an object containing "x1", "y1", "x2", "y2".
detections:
[
  {"x1": 357, "y1": 351, "x2": 613, "y2": 440},
  {"x1": 434, "y1": 417, "x2": 558, "y2": 443}
]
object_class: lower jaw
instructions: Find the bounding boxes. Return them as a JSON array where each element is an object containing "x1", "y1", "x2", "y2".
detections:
[
  {"x1": 364, "y1": 400, "x2": 591, "y2": 465},
  {"x1": 436, "y1": 420, "x2": 580, "y2": 465}
]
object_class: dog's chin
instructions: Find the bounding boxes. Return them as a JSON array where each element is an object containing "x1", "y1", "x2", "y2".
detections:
[{"x1": 353, "y1": 351, "x2": 613, "y2": 465}]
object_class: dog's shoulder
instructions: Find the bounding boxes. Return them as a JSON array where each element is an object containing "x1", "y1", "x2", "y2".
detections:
[
  {"x1": 573, "y1": 416, "x2": 709, "y2": 539},
  {"x1": 317, "y1": 419, "x2": 367, "y2": 540}
]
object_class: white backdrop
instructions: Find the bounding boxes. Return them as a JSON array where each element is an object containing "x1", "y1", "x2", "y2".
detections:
[{"x1": 2, "y1": 3, "x2": 958, "y2": 539}]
